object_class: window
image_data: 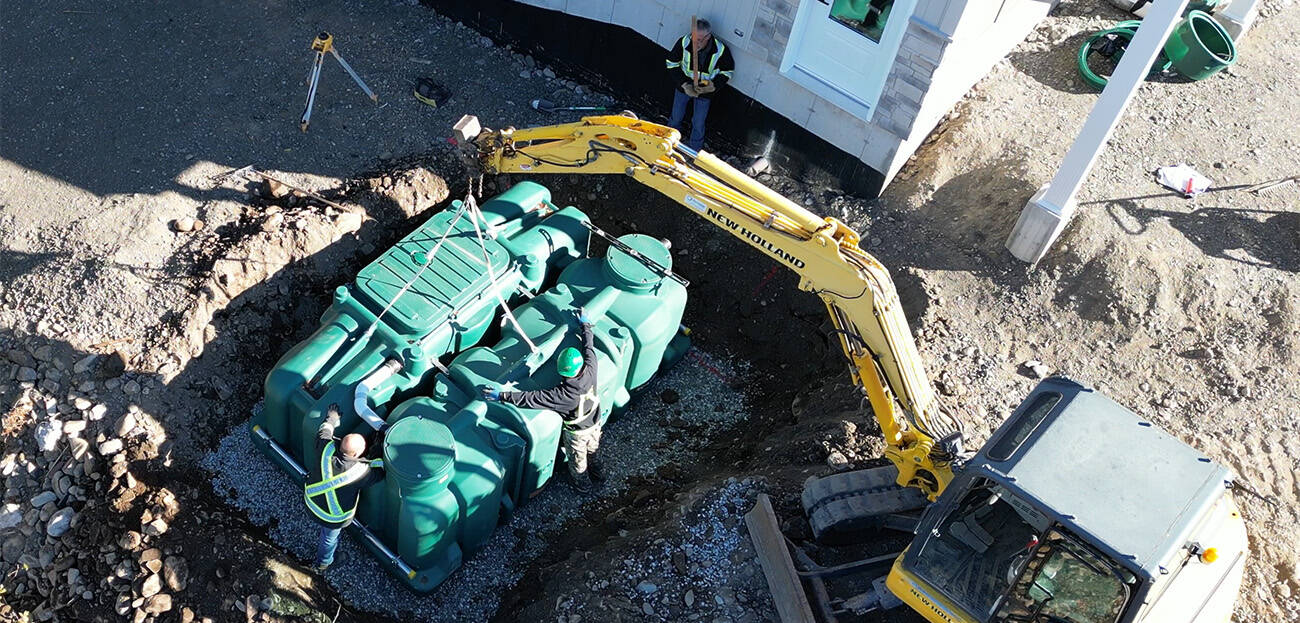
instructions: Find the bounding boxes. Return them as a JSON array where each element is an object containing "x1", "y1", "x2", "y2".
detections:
[
  {"x1": 907, "y1": 480, "x2": 1043, "y2": 618},
  {"x1": 829, "y1": 0, "x2": 895, "y2": 42},
  {"x1": 987, "y1": 393, "x2": 1061, "y2": 461},
  {"x1": 997, "y1": 530, "x2": 1134, "y2": 623}
]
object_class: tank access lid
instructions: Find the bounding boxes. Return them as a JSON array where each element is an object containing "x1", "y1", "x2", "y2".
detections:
[
  {"x1": 604, "y1": 234, "x2": 672, "y2": 291},
  {"x1": 383, "y1": 416, "x2": 456, "y2": 484}
]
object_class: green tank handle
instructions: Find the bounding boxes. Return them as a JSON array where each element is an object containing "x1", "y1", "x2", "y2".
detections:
[{"x1": 1077, "y1": 22, "x2": 1173, "y2": 90}]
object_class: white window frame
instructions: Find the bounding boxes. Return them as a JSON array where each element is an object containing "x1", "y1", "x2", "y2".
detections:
[{"x1": 779, "y1": 0, "x2": 919, "y2": 121}]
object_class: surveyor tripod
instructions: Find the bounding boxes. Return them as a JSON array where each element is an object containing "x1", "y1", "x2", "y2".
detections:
[{"x1": 300, "y1": 32, "x2": 377, "y2": 132}]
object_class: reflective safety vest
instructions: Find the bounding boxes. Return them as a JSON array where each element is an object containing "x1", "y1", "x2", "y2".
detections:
[
  {"x1": 570, "y1": 386, "x2": 599, "y2": 429},
  {"x1": 666, "y1": 36, "x2": 733, "y2": 82},
  {"x1": 304, "y1": 441, "x2": 381, "y2": 524}
]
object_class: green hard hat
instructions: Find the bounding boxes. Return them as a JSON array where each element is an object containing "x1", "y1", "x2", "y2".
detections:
[{"x1": 557, "y1": 347, "x2": 584, "y2": 377}]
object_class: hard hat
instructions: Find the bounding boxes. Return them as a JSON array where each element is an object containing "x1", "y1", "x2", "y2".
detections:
[{"x1": 557, "y1": 347, "x2": 584, "y2": 378}]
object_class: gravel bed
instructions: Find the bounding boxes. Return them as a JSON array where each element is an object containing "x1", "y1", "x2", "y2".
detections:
[{"x1": 203, "y1": 348, "x2": 750, "y2": 621}]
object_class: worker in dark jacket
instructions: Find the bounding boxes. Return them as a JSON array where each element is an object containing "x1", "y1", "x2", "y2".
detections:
[
  {"x1": 482, "y1": 309, "x2": 602, "y2": 492},
  {"x1": 304, "y1": 405, "x2": 384, "y2": 571},
  {"x1": 665, "y1": 18, "x2": 735, "y2": 151}
]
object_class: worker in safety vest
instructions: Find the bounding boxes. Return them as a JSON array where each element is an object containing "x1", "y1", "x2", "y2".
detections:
[
  {"x1": 482, "y1": 309, "x2": 603, "y2": 492},
  {"x1": 304, "y1": 405, "x2": 384, "y2": 571},
  {"x1": 665, "y1": 18, "x2": 735, "y2": 151}
]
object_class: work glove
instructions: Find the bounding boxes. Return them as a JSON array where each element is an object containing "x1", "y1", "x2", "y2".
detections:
[
  {"x1": 576, "y1": 307, "x2": 592, "y2": 325},
  {"x1": 481, "y1": 387, "x2": 501, "y2": 402},
  {"x1": 681, "y1": 82, "x2": 700, "y2": 98},
  {"x1": 325, "y1": 404, "x2": 341, "y2": 427},
  {"x1": 696, "y1": 81, "x2": 716, "y2": 95}
]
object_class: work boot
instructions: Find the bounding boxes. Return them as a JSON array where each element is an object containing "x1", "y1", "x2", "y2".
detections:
[
  {"x1": 569, "y1": 470, "x2": 594, "y2": 493},
  {"x1": 587, "y1": 458, "x2": 606, "y2": 483}
]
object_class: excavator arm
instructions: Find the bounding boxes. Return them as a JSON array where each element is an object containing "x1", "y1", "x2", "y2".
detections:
[{"x1": 456, "y1": 114, "x2": 963, "y2": 498}]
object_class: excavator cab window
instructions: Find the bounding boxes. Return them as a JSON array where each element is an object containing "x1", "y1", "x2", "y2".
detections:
[
  {"x1": 906, "y1": 479, "x2": 1046, "y2": 618},
  {"x1": 996, "y1": 530, "x2": 1135, "y2": 623}
]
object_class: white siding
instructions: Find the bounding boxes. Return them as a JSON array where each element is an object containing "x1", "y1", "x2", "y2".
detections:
[{"x1": 511, "y1": 0, "x2": 1049, "y2": 188}]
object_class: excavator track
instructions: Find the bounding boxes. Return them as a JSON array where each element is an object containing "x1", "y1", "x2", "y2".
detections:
[{"x1": 802, "y1": 465, "x2": 928, "y2": 541}]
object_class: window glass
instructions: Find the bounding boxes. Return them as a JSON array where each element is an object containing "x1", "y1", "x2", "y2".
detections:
[
  {"x1": 997, "y1": 530, "x2": 1132, "y2": 623},
  {"x1": 987, "y1": 393, "x2": 1062, "y2": 461},
  {"x1": 907, "y1": 480, "x2": 1042, "y2": 617},
  {"x1": 829, "y1": 0, "x2": 894, "y2": 42}
]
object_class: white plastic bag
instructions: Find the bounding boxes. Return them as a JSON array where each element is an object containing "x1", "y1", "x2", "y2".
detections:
[{"x1": 1156, "y1": 164, "x2": 1213, "y2": 197}]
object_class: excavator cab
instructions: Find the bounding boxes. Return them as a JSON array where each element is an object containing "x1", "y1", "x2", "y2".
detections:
[{"x1": 886, "y1": 377, "x2": 1247, "y2": 623}]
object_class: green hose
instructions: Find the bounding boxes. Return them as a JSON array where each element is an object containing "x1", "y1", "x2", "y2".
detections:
[{"x1": 1077, "y1": 21, "x2": 1172, "y2": 89}]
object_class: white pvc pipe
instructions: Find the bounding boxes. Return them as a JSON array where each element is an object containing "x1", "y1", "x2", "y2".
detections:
[{"x1": 354, "y1": 359, "x2": 403, "y2": 430}]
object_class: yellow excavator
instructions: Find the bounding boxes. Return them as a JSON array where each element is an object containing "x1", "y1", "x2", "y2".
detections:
[{"x1": 453, "y1": 114, "x2": 1248, "y2": 623}]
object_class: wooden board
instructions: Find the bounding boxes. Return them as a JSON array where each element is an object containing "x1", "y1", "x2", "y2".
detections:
[{"x1": 744, "y1": 493, "x2": 817, "y2": 623}]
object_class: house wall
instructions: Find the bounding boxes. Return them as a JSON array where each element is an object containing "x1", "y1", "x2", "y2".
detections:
[{"x1": 445, "y1": 0, "x2": 1050, "y2": 191}]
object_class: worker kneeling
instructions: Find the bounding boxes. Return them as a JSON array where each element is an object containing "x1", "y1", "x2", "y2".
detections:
[
  {"x1": 482, "y1": 309, "x2": 603, "y2": 492},
  {"x1": 303, "y1": 405, "x2": 385, "y2": 571}
]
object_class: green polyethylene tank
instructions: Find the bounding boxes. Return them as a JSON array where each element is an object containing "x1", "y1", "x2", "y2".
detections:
[
  {"x1": 365, "y1": 233, "x2": 690, "y2": 591},
  {"x1": 253, "y1": 181, "x2": 589, "y2": 475}
]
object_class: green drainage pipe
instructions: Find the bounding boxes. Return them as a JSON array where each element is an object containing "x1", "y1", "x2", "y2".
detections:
[
  {"x1": 1077, "y1": 21, "x2": 1172, "y2": 89},
  {"x1": 1164, "y1": 10, "x2": 1237, "y2": 80}
]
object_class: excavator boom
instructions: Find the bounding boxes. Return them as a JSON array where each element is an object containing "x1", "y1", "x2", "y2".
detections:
[{"x1": 458, "y1": 114, "x2": 962, "y2": 498}]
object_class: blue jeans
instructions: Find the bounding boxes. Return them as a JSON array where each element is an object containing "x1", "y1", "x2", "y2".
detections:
[
  {"x1": 668, "y1": 90, "x2": 711, "y2": 151},
  {"x1": 315, "y1": 525, "x2": 341, "y2": 567}
]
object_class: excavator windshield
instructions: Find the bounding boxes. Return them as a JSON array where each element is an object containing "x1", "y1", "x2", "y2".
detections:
[
  {"x1": 996, "y1": 531, "x2": 1136, "y2": 623},
  {"x1": 906, "y1": 480, "x2": 1044, "y2": 618}
]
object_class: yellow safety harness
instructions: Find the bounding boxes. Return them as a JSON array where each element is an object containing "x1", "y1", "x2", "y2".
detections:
[{"x1": 304, "y1": 441, "x2": 381, "y2": 523}]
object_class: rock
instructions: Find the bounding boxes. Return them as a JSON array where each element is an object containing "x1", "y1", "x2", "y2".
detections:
[
  {"x1": 32, "y1": 345, "x2": 54, "y2": 362},
  {"x1": 542, "y1": 67, "x2": 557, "y2": 79},
  {"x1": 1021, "y1": 360, "x2": 1050, "y2": 378},
  {"x1": 115, "y1": 594, "x2": 132, "y2": 616},
  {"x1": 6, "y1": 349, "x2": 38, "y2": 368},
  {"x1": 116, "y1": 412, "x2": 137, "y2": 437},
  {"x1": 143, "y1": 593, "x2": 172, "y2": 614},
  {"x1": 144, "y1": 518, "x2": 168, "y2": 537},
  {"x1": 89, "y1": 404, "x2": 108, "y2": 421},
  {"x1": 98, "y1": 439, "x2": 124, "y2": 456},
  {"x1": 118, "y1": 531, "x2": 143, "y2": 551},
  {"x1": 173, "y1": 217, "x2": 196, "y2": 233},
  {"x1": 73, "y1": 355, "x2": 99, "y2": 375},
  {"x1": 72, "y1": 396, "x2": 92, "y2": 410},
  {"x1": 685, "y1": 590, "x2": 695, "y2": 607},
  {"x1": 35, "y1": 419, "x2": 62, "y2": 452},
  {"x1": 139, "y1": 573, "x2": 162, "y2": 598},
  {"x1": 2, "y1": 533, "x2": 24, "y2": 563},
  {"x1": 46, "y1": 507, "x2": 75, "y2": 537},
  {"x1": 97, "y1": 351, "x2": 127, "y2": 379},
  {"x1": 139, "y1": 547, "x2": 162, "y2": 563},
  {"x1": 123, "y1": 380, "x2": 141, "y2": 394},
  {"x1": 16, "y1": 367, "x2": 38, "y2": 382},
  {"x1": 0, "y1": 503, "x2": 21, "y2": 531},
  {"x1": 642, "y1": 603, "x2": 655, "y2": 616},
  {"x1": 30, "y1": 491, "x2": 57, "y2": 508},
  {"x1": 69, "y1": 437, "x2": 89, "y2": 460},
  {"x1": 143, "y1": 558, "x2": 162, "y2": 574},
  {"x1": 62, "y1": 419, "x2": 87, "y2": 435},
  {"x1": 163, "y1": 556, "x2": 188, "y2": 591},
  {"x1": 636, "y1": 581, "x2": 658, "y2": 594},
  {"x1": 180, "y1": 607, "x2": 195, "y2": 623},
  {"x1": 519, "y1": 69, "x2": 532, "y2": 78},
  {"x1": 826, "y1": 451, "x2": 849, "y2": 469},
  {"x1": 660, "y1": 389, "x2": 680, "y2": 405}
]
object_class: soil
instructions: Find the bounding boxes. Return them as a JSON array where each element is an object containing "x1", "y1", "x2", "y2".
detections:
[{"x1": 1, "y1": 1, "x2": 1297, "y2": 622}]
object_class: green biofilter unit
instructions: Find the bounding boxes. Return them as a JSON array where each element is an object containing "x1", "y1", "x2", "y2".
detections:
[
  {"x1": 252, "y1": 181, "x2": 590, "y2": 473},
  {"x1": 355, "y1": 233, "x2": 690, "y2": 591}
]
